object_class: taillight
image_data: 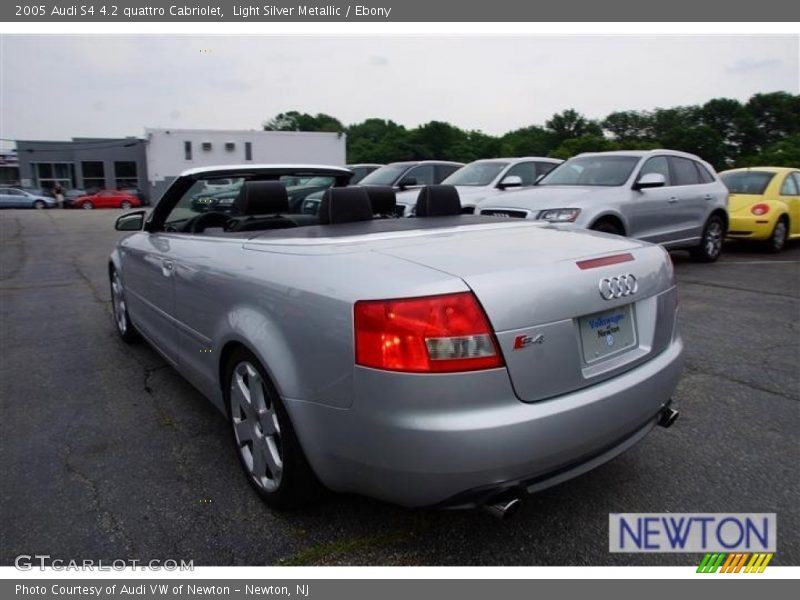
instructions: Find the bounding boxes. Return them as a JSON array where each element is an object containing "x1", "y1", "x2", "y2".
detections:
[
  {"x1": 751, "y1": 203, "x2": 770, "y2": 216},
  {"x1": 354, "y1": 292, "x2": 504, "y2": 373}
]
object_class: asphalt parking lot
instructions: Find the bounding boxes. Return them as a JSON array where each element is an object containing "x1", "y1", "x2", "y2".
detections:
[{"x1": 1, "y1": 209, "x2": 798, "y2": 567}]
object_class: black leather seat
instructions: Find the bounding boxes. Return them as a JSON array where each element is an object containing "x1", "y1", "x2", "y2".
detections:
[
  {"x1": 415, "y1": 185, "x2": 462, "y2": 217},
  {"x1": 229, "y1": 181, "x2": 296, "y2": 232},
  {"x1": 318, "y1": 187, "x2": 374, "y2": 225},
  {"x1": 233, "y1": 181, "x2": 289, "y2": 215},
  {"x1": 363, "y1": 186, "x2": 397, "y2": 217}
]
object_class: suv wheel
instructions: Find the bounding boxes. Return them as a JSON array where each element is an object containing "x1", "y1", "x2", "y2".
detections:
[
  {"x1": 590, "y1": 219, "x2": 623, "y2": 236},
  {"x1": 110, "y1": 269, "x2": 141, "y2": 343},
  {"x1": 690, "y1": 215, "x2": 724, "y2": 263}
]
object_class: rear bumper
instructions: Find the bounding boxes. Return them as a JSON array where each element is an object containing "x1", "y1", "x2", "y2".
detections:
[
  {"x1": 727, "y1": 214, "x2": 775, "y2": 240},
  {"x1": 286, "y1": 336, "x2": 684, "y2": 507}
]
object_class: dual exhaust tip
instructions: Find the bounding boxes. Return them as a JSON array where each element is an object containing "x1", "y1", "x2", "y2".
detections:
[{"x1": 482, "y1": 403, "x2": 680, "y2": 520}]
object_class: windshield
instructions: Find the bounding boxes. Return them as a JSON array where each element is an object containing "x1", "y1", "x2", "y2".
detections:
[
  {"x1": 720, "y1": 171, "x2": 775, "y2": 195},
  {"x1": 539, "y1": 156, "x2": 640, "y2": 187},
  {"x1": 442, "y1": 161, "x2": 509, "y2": 186},
  {"x1": 359, "y1": 164, "x2": 411, "y2": 186}
]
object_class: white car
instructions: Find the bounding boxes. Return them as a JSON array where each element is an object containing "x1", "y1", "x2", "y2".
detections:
[{"x1": 395, "y1": 157, "x2": 562, "y2": 216}]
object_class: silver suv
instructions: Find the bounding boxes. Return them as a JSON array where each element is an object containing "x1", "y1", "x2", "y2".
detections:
[{"x1": 476, "y1": 150, "x2": 729, "y2": 262}]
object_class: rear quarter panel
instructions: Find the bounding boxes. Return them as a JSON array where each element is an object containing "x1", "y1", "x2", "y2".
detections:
[{"x1": 164, "y1": 235, "x2": 468, "y2": 412}]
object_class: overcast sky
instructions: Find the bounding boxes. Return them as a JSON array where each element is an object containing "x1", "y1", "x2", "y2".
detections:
[{"x1": 1, "y1": 34, "x2": 798, "y2": 144}]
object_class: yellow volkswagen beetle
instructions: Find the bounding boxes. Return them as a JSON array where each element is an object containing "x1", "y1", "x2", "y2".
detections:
[{"x1": 720, "y1": 167, "x2": 800, "y2": 252}]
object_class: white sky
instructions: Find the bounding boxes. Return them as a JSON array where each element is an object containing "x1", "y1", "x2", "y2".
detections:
[{"x1": 1, "y1": 34, "x2": 798, "y2": 142}]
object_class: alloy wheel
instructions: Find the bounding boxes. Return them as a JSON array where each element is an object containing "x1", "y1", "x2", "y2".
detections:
[
  {"x1": 230, "y1": 361, "x2": 283, "y2": 492},
  {"x1": 704, "y1": 221, "x2": 723, "y2": 258},
  {"x1": 110, "y1": 271, "x2": 128, "y2": 335}
]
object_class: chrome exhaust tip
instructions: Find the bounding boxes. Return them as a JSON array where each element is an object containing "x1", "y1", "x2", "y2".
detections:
[
  {"x1": 483, "y1": 494, "x2": 523, "y2": 520},
  {"x1": 658, "y1": 404, "x2": 680, "y2": 428}
]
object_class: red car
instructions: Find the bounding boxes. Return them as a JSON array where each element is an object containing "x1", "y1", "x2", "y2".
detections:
[{"x1": 74, "y1": 190, "x2": 141, "y2": 210}]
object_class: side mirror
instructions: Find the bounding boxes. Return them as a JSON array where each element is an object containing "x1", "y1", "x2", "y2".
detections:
[
  {"x1": 634, "y1": 172, "x2": 666, "y2": 190},
  {"x1": 498, "y1": 175, "x2": 523, "y2": 190},
  {"x1": 397, "y1": 176, "x2": 417, "y2": 190},
  {"x1": 115, "y1": 210, "x2": 146, "y2": 231}
]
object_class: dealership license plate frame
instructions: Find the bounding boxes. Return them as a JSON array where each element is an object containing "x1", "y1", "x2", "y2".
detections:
[{"x1": 578, "y1": 303, "x2": 638, "y2": 364}]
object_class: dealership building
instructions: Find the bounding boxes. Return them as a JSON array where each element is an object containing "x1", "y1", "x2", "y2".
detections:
[
  {"x1": 15, "y1": 137, "x2": 149, "y2": 196},
  {"x1": 13, "y1": 129, "x2": 347, "y2": 202}
]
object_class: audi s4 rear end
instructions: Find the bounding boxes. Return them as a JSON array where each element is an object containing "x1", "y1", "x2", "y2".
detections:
[{"x1": 110, "y1": 169, "x2": 683, "y2": 512}]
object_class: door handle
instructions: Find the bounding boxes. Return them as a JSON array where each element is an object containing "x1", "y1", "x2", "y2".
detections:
[
  {"x1": 161, "y1": 259, "x2": 174, "y2": 277},
  {"x1": 668, "y1": 197, "x2": 679, "y2": 204},
  {"x1": 703, "y1": 194, "x2": 713, "y2": 200}
]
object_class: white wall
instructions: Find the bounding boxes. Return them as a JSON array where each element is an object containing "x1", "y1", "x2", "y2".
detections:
[{"x1": 145, "y1": 128, "x2": 347, "y2": 197}]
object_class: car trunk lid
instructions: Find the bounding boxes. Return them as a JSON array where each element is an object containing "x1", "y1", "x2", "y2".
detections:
[{"x1": 374, "y1": 224, "x2": 677, "y2": 402}]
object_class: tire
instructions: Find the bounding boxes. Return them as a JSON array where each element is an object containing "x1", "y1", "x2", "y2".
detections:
[
  {"x1": 33, "y1": 200, "x2": 46, "y2": 210},
  {"x1": 590, "y1": 219, "x2": 623, "y2": 236},
  {"x1": 109, "y1": 268, "x2": 141, "y2": 343},
  {"x1": 82, "y1": 201, "x2": 94, "y2": 210},
  {"x1": 764, "y1": 218, "x2": 788, "y2": 254},
  {"x1": 690, "y1": 215, "x2": 725, "y2": 263},
  {"x1": 121, "y1": 201, "x2": 132, "y2": 210},
  {"x1": 225, "y1": 347, "x2": 323, "y2": 509}
]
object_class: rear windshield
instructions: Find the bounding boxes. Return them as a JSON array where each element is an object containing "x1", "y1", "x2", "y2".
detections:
[
  {"x1": 720, "y1": 171, "x2": 775, "y2": 195},
  {"x1": 539, "y1": 156, "x2": 639, "y2": 187}
]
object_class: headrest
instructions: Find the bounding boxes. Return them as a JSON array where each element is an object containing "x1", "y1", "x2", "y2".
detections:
[
  {"x1": 414, "y1": 185, "x2": 462, "y2": 217},
  {"x1": 232, "y1": 181, "x2": 289, "y2": 216},
  {"x1": 363, "y1": 186, "x2": 397, "y2": 216},
  {"x1": 318, "y1": 187, "x2": 374, "y2": 225}
]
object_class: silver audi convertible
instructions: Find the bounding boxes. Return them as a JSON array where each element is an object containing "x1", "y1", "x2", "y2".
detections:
[{"x1": 110, "y1": 165, "x2": 683, "y2": 515}]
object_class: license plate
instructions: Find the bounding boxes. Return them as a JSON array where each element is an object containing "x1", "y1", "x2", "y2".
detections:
[{"x1": 578, "y1": 304, "x2": 637, "y2": 363}]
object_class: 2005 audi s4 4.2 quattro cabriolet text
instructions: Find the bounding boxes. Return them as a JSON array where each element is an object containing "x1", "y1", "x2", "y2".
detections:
[{"x1": 109, "y1": 165, "x2": 683, "y2": 515}]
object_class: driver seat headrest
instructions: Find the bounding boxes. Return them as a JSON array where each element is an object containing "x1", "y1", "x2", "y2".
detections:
[{"x1": 233, "y1": 181, "x2": 289, "y2": 215}]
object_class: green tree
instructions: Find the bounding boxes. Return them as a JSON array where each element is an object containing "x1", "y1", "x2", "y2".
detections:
[
  {"x1": 499, "y1": 125, "x2": 555, "y2": 157},
  {"x1": 263, "y1": 111, "x2": 344, "y2": 132},
  {"x1": 549, "y1": 136, "x2": 615, "y2": 160},
  {"x1": 745, "y1": 92, "x2": 800, "y2": 153},
  {"x1": 602, "y1": 110, "x2": 654, "y2": 141},
  {"x1": 736, "y1": 135, "x2": 800, "y2": 168},
  {"x1": 545, "y1": 109, "x2": 603, "y2": 145}
]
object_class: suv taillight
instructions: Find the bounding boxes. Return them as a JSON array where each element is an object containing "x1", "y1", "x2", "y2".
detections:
[{"x1": 354, "y1": 292, "x2": 504, "y2": 373}]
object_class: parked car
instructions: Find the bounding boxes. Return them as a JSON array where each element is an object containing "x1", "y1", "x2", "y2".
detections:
[
  {"x1": 74, "y1": 190, "x2": 142, "y2": 210},
  {"x1": 347, "y1": 163, "x2": 384, "y2": 185},
  {"x1": 63, "y1": 188, "x2": 87, "y2": 208},
  {"x1": 120, "y1": 187, "x2": 150, "y2": 207},
  {"x1": 719, "y1": 167, "x2": 800, "y2": 253},
  {"x1": 476, "y1": 150, "x2": 729, "y2": 262},
  {"x1": 0, "y1": 187, "x2": 56, "y2": 209},
  {"x1": 395, "y1": 157, "x2": 562, "y2": 216},
  {"x1": 357, "y1": 160, "x2": 464, "y2": 191},
  {"x1": 109, "y1": 165, "x2": 683, "y2": 511},
  {"x1": 189, "y1": 172, "x2": 343, "y2": 214}
]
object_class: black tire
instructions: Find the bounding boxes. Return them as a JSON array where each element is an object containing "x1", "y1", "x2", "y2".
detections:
[
  {"x1": 690, "y1": 215, "x2": 725, "y2": 263},
  {"x1": 590, "y1": 219, "x2": 623, "y2": 236},
  {"x1": 109, "y1": 268, "x2": 142, "y2": 343},
  {"x1": 33, "y1": 200, "x2": 46, "y2": 210},
  {"x1": 224, "y1": 347, "x2": 324, "y2": 509},
  {"x1": 764, "y1": 218, "x2": 788, "y2": 254},
  {"x1": 83, "y1": 201, "x2": 94, "y2": 210}
]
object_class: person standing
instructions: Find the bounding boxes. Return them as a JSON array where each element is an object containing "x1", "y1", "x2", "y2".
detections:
[{"x1": 53, "y1": 183, "x2": 65, "y2": 209}]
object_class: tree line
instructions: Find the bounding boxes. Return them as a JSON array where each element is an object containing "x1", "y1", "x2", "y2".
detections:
[{"x1": 263, "y1": 91, "x2": 800, "y2": 169}]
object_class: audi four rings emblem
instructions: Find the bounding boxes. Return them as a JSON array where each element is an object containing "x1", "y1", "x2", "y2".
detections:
[{"x1": 598, "y1": 274, "x2": 638, "y2": 300}]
